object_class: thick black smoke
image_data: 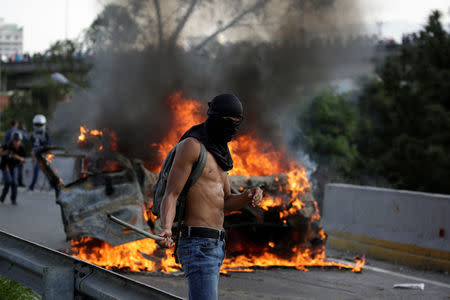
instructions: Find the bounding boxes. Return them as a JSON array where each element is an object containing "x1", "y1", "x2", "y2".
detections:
[{"x1": 51, "y1": 0, "x2": 375, "y2": 167}]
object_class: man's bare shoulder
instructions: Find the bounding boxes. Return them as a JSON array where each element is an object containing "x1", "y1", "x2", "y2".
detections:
[{"x1": 176, "y1": 138, "x2": 201, "y2": 164}]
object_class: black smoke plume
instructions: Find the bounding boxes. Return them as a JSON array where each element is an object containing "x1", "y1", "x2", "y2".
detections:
[{"x1": 51, "y1": 0, "x2": 375, "y2": 168}]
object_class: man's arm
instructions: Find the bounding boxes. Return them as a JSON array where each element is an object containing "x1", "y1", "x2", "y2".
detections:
[
  {"x1": 9, "y1": 146, "x2": 26, "y2": 163},
  {"x1": 11, "y1": 153, "x2": 26, "y2": 163},
  {"x1": 158, "y1": 138, "x2": 200, "y2": 248},
  {"x1": 0, "y1": 146, "x2": 8, "y2": 156},
  {"x1": 223, "y1": 175, "x2": 263, "y2": 213}
]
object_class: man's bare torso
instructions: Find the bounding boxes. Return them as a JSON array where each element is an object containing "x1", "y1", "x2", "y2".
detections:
[
  {"x1": 158, "y1": 132, "x2": 262, "y2": 249},
  {"x1": 184, "y1": 147, "x2": 227, "y2": 230}
]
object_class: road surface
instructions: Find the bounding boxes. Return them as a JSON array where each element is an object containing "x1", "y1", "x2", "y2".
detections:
[{"x1": 0, "y1": 188, "x2": 448, "y2": 299}]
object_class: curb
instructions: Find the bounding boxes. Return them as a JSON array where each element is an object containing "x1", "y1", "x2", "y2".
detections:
[{"x1": 326, "y1": 230, "x2": 450, "y2": 272}]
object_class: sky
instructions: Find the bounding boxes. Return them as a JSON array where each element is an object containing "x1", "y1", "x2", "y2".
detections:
[
  {"x1": 0, "y1": 0, "x2": 449, "y2": 54},
  {"x1": 0, "y1": 0, "x2": 102, "y2": 53},
  {"x1": 362, "y1": 0, "x2": 450, "y2": 39}
]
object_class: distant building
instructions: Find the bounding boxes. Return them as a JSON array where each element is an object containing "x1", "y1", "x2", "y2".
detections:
[{"x1": 0, "y1": 18, "x2": 23, "y2": 59}]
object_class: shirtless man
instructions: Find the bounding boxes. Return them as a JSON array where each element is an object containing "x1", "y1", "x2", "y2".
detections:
[{"x1": 158, "y1": 94, "x2": 263, "y2": 299}]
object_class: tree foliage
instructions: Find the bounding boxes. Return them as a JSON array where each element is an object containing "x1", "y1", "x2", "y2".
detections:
[
  {"x1": 300, "y1": 89, "x2": 359, "y2": 178},
  {"x1": 358, "y1": 11, "x2": 450, "y2": 193},
  {"x1": 1, "y1": 91, "x2": 44, "y2": 131},
  {"x1": 298, "y1": 88, "x2": 360, "y2": 205}
]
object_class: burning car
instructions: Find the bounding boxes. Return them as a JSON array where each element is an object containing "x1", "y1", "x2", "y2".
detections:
[{"x1": 37, "y1": 146, "x2": 157, "y2": 246}]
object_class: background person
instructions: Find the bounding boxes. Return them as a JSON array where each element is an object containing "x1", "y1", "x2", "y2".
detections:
[
  {"x1": 18, "y1": 123, "x2": 30, "y2": 187},
  {"x1": 3, "y1": 120, "x2": 30, "y2": 187},
  {"x1": 3, "y1": 120, "x2": 20, "y2": 144},
  {"x1": 28, "y1": 114, "x2": 52, "y2": 191},
  {"x1": 0, "y1": 132, "x2": 26, "y2": 205}
]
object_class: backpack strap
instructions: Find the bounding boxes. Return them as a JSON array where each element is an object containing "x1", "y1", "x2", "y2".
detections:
[
  {"x1": 177, "y1": 143, "x2": 207, "y2": 221},
  {"x1": 174, "y1": 143, "x2": 207, "y2": 263},
  {"x1": 185, "y1": 143, "x2": 207, "y2": 189}
]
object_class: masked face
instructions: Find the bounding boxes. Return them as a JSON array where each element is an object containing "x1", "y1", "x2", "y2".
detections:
[
  {"x1": 34, "y1": 123, "x2": 45, "y2": 134},
  {"x1": 205, "y1": 115, "x2": 241, "y2": 143}
]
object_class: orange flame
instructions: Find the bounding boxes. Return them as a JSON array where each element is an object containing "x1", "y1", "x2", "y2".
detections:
[
  {"x1": 352, "y1": 255, "x2": 366, "y2": 273},
  {"x1": 90, "y1": 129, "x2": 103, "y2": 136},
  {"x1": 78, "y1": 126, "x2": 103, "y2": 142},
  {"x1": 45, "y1": 154, "x2": 55, "y2": 163},
  {"x1": 151, "y1": 92, "x2": 204, "y2": 169},
  {"x1": 221, "y1": 247, "x2": 358, "y2": 273},
  {"x1": 71, "y1": 237, "x2": 179, "y2": 273},
  {"x1": 71, "y1": 237, "x2": 362, "y2": 273},
  {"x1": 78, "y1": 126, "x2": 117, "y2": 152},
  {"x1": 106, "y1": 130, "x2": 118, "y2": 152},
  {"x1": 78, "y1": 126, "x2": 88, "y2": 142}
]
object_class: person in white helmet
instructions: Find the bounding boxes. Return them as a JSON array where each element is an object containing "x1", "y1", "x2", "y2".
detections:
[
  {"x1": 0, "y1": 132, "x2": 26, "y2": 205},
  {"x1": 28, "y1": 114, "x2": 52, "y2": 191}
]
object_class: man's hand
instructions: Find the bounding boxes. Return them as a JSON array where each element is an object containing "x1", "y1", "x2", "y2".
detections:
[
  {"x1": 12, "y1": 154, "x2": 26, "y2": 163},
  {"x1": 157, "y1": 228, "x2": 174, "y2": 248},
  {"x1": 244, "y1": 186, "x2": 263, "y2": 207}
]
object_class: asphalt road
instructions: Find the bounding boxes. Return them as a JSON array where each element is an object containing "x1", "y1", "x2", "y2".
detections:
[{"x1": 0, "y1": 188, "x2": 449, "y2": 299}]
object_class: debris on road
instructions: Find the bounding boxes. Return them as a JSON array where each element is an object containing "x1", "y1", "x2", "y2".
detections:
[{"x1": 393, "y1": 283, "x2": 425, "y2": 290}]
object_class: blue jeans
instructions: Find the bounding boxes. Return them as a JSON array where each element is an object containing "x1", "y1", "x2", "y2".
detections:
[
  {"x1": 1, "y1": 167, "x2": 18, "y2": 202},
  {"x1": 28, "y1": 161, "x2": 40, "y2": 191},
  {"x1": 177, "y1": 237, "x2": 225, "y2": 300}
]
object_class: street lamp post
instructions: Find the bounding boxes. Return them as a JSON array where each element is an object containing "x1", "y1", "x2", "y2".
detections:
[{"x1": 51, "y1": 72, "x2": 83, "y2": 90}]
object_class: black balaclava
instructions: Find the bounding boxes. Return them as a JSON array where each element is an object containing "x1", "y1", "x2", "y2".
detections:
[
  {"x1": 206, "y1": 94, "x2": 243, "y2": 143},
  {"x1": 180, "y1": 94, "x2": 243, "y2": 171}
]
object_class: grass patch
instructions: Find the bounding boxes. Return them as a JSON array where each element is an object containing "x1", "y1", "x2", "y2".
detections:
[{"x1": 0, "y1": 276, "x2": 41, "y2": 300}]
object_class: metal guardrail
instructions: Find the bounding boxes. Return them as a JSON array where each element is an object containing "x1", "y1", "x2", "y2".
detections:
[{"x1": 0, "y1": 230, "x2": 182, "y2": 300}]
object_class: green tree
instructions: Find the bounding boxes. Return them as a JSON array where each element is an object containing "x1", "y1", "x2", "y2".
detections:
[
  {"x1": 298, "y1": 88, "x2": 360, "y2": 205},
  {"x1": 301, "y1": 89, "x2": 359, "y2": 177},
  {"x1": 358, "y1": 10, "x2": 450, "y2": 193},
  {"x1": 0, "y1": 91, "x2": 43, "y2": 132}
]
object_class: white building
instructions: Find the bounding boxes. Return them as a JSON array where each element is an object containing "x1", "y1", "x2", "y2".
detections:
[{"x1": 0, "y1": 18, "x2": 23, "y2": 59}]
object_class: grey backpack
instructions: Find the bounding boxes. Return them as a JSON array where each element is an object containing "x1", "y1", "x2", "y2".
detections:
[{"x1": 152, "y1": 142, "x2": 207, "y2": 218}]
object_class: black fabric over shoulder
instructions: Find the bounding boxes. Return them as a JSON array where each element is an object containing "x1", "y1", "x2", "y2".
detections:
[{"x1": 180, "y1": 123, "x2": 233, "y2": 172}]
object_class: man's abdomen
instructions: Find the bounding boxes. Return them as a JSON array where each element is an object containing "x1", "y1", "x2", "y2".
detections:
[{"x1": 185, "y1": 181, "x2": 225, "y2": 229}]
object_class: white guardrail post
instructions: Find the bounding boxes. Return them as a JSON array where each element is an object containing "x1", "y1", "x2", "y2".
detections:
[{"x1": 0, "y1": 230, "x2": 182, "y2": 300}]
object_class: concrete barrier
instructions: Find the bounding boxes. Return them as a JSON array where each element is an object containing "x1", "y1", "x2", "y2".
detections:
[{"x1": 323, "y1": 183, "x2": 450, "y2": 271}]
